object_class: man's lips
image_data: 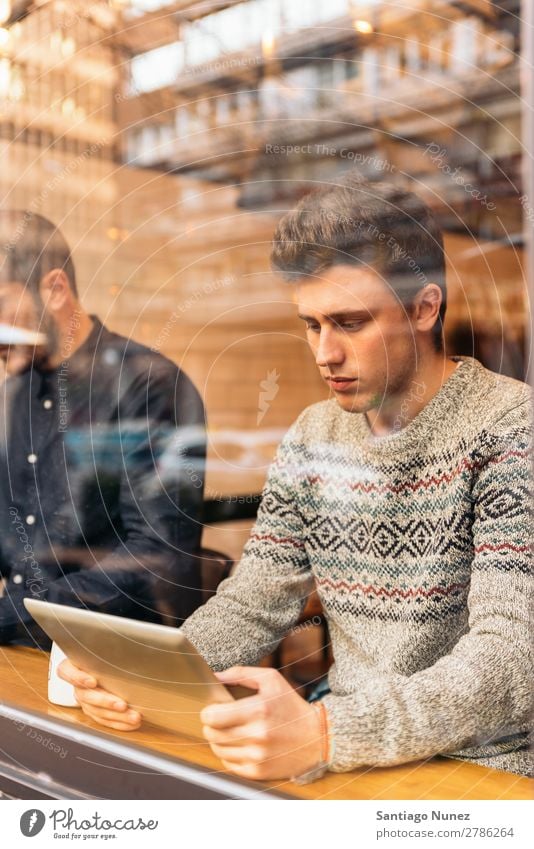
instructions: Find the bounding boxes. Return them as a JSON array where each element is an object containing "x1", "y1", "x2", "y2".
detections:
[{"x1": 325, "y1": 376, "x2": 359, "y2": 392}]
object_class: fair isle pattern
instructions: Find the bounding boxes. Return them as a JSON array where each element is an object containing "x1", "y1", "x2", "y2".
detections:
[{"x1": 183, "y1": 357, "x2": 533, "y2": 776}]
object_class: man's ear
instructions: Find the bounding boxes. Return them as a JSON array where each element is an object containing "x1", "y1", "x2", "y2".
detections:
[
  {"x1": 412, "y1": 283, "x2": 442, "y2": 335},
  {"x1": 39, "y1": 269, "x2": 72, "y2": 312}
]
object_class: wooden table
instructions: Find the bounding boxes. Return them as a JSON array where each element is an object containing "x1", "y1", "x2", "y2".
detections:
[{"x1": 0, "y1": 647, "x2": 531, "y2": 801}]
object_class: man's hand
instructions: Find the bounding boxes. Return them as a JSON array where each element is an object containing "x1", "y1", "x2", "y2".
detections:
[
  {"x1": 58, "y1": 660, "x2": 326, "y2": 781},
  {"x1": 57, "y1": 659, "x2": 141, "y2": 731},
  {"x1": 201, "y1": 666, "x2": 324, "y2": 781}
]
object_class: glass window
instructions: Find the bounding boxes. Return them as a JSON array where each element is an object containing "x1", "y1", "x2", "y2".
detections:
[
  {"x1": 182, "y1": 22, "x2": 220, "y2": 67},
  {"x1": 1, "y1": 1, "x2": 531, "y2": 801},
  {"x1": 123, "y1": 0, "x2": 177, "y2": 17},
  {"x1": 129, "y1": 41, "x2": 184, "y2": 94}
]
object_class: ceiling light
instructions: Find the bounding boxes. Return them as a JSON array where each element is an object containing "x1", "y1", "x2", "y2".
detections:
[
  {"x1": 9, "y1": 76, "x2": 23, "y2": 100},
  {"x1": 62, "y1": 37, "x2": 75, "y2": 57},
  {"x1": 0, "y1": 1, "x2": 11, "y2": 27},
  {"x1": 261, "y1": 32, "x2": 275, "y2": 58},
  {"x1": 353, "y1": 20, "x2": 373, "y2": 34},
  {"x1": 61, "y1": 97, "x2": 75, "y2": 116}
]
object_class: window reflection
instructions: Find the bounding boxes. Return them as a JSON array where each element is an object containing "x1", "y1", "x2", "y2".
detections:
[{"x1": 0, "y1": 0, "x2": 530, "y2": 689}]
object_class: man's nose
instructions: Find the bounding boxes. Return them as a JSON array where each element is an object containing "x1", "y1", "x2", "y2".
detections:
[{"x1": 314, "y1": 328, "x2": 345, "y2": 367}]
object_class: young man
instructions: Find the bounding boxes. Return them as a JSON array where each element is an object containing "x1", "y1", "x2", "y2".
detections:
[
  {"x1": 60, "y1": 176, "x2": 532, "y2": 782},
  {"x1": 0, "y1": 211, "x2": 206, "y2": 646}
]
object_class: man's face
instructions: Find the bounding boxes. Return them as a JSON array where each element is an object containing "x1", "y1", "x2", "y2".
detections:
[
  {"x1": 296, "y1": 264, "x2": 418, "y2": 414},
  {"x1": 0, "y1": 281, "x2": 51, "y2": 376}
]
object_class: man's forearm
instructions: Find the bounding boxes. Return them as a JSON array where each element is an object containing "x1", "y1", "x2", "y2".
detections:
[
  {"x1": 0, "y1": 592, "x2": 40, "y2": 644},
  {"x1": 182, "y1": 560, "x2": 313, "y2": 671},
  {"x1": 322, "y1": 597, "x2": 532, "y2": 772}
]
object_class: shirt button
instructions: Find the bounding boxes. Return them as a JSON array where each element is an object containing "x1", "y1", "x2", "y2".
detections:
[
  {"x1": 43, "y1": 399, "x2": 53, "y2": 410},
  {"x1": 13, "y1": 574, "x2": 23, "y2": 585},
  {"x1": 26, "y1": 515, "x2": 36, "y2": 525},
  {"x1": 27, "y1": 453, "x2": 37, "y2": 464}
]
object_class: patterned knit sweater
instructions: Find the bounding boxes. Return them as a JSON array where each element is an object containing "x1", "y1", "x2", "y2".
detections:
[{"x1": 183, "y1": 357, "x2": 533, "y2": 776}]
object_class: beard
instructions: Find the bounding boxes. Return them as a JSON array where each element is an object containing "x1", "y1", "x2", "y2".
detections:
[
  {"x1": 38, "y1": 311, "x2": 60, "y2": 367},
  {"x1": 0, "y1": 307, "x2": 59, "y2": 376},
  {"x1": 335, "y1": 346, "x2": 419, "y2": 416}
]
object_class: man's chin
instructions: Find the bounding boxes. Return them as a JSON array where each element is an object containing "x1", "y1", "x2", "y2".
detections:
[
  {"x1": 332, "y1": 390, "x2": 371, "y2": 414},
  {"x1": 2, "y1": 346, "x2": 47, "y2": 376}
]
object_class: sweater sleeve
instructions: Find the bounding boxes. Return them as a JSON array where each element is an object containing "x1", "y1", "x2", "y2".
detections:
[
  {"x1": 181, "y1": 419, "x2": 314, "y2": 670},
  {"x1": 321, "y1": 402, "x2": 533, "y2": 772}
]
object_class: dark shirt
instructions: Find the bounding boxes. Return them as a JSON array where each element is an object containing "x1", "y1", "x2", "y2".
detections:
[{"x1": 0, "y1": 317, "x2": 206, "y2": 646}]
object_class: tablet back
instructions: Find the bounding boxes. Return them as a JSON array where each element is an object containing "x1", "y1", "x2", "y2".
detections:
[{"x1": 24, "y1": 598, "x2": 244, "y2": 738}]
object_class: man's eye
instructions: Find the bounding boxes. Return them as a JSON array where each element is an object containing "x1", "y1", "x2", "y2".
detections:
[
  {"x1": 305, "y1": 324, "x2": 320, "y2": 332},
  {"x1": 341, "y1": 322, "x2": 363, "y2": 331}
]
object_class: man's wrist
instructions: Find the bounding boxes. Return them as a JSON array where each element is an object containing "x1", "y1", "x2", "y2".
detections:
[{"x1": 291, "y1": 701, "x2": 333, "y2": 785}]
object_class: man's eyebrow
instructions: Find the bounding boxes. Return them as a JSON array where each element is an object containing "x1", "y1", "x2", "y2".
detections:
[{"x1": 297, "y1": 310, "x2": 372, "y2": 322}]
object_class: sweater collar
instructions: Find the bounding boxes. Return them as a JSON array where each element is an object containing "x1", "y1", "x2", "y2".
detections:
[{"x1": 355, "y1": 356, "x2": 481, "y2": 455}]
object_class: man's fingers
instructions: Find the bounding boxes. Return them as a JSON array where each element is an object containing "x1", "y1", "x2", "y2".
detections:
[
  {"x1": 77, "y1": 701, "x2": 141, "y2": 729},
  {"x1": 209, "y1": 743, "x2": 264, "y2": 765},
  {"x1": 219, "y1": 760, "x2": 267, "y2": 781},
  {"x1": 200, "y1": 695, "x2": 263, "y2": 729},
  {"x1": 214, "y1": 666, "x2": 277, "y2": 691},
  {"x1": 83, "y1": 708, "x2": 141, "y2": 732},
  {"x1": 74, "y1": 687, "x2": 129, "y2": 713},
  {"x1": 58, "y1": 658, "x2": 97, "y2": 689},
  {"x1": 202, "y1": 723, "x2": 251, "y2": 745}
]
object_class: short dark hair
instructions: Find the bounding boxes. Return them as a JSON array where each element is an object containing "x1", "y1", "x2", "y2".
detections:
[
  {"x1": 0, "y1": 210, "x2": 77, "y2": 297},
  {"x1": 270, "y1": 173, "x2": 446, "y2": 351}
]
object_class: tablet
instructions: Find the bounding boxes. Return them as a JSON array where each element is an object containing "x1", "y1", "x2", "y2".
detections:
[{"x1": 24, "y1": 598, "x2": 254, "y2": 738}]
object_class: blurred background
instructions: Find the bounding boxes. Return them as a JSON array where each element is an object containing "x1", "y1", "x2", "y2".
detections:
[{"x1": 0, "y1": 0, "x2": 530, "y2": 572}]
